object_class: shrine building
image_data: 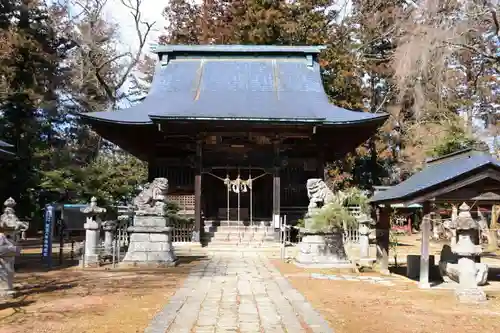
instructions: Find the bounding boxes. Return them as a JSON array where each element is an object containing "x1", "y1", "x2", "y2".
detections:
[{"x1": 78, "y1": 45, "x2": 388, "y2": 242}]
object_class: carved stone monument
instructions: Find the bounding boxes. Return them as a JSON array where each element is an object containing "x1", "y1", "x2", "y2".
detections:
[
  {"x1": 439, "y1": 203, "x2": 488, "y2": 303},
  {"x1": 121, "y1": 178, "x2": 177, "y2": 266},
  {"x1": 295, "y1": 179, "x2": 353, "y2": 268},
  {"x1": 0, "y1": 198, "x2": 29, "y2": 298},
  {"x1": 80, "y1": 197, "x2": 106, "y2": 267}
]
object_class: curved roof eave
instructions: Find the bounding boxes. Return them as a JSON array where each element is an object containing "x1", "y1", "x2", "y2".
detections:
[
  {"x1": 74, "y1": 107, "x2": 153, "y2": 125},
  {"x1": 0, "y1": 140, "x2": 13, "y2": 148},
  {"x1": 0, "y1": 148, "x2": 15, "y2": 159},
  {"x1": 322, "y1": 112, "x2": 389, "y2": 126}
]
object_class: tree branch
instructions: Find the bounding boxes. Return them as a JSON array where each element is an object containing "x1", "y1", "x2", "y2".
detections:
[{"x1": 114, "y1": 0, "x2": 155, "y2": 92}]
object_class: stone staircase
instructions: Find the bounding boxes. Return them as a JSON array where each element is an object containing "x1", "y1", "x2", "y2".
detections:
[{"x1": 202, "y1": 224, "x2": 280, "y2": 249}]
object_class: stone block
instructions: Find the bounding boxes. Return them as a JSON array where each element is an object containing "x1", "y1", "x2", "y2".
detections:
[
  {"x1": 134, "y1": 216, "x2": 167, "y2": 227},
  {"x1": 129, "y1": 233, "x2": 150, "y2": 242},
  {"x1": 131, "y1": 241, "x2": 164, "y2": 252},
  {"x1": 148, "y1": 251, "x2": 177, "y2": 263},
  {"x1": 123, "y1": 251, "x2": 148, "y2": 262},
  {"x1": 150, "y1": 233, "x2": 169, "y2": 242},
  {"x1": 406, "y1": 254, "x2": 435, "y2": 280},
  {"x1": 455, "y1": 287, "x2": 487, "y2": 303}
]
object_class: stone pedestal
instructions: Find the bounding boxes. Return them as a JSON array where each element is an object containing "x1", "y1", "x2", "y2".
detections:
[
  {"x1": 454, "y1": 257, "x2": 487, "y2": 303},
  {"x1": 121, "y1": 215, "x2": 177, "y2": 267},
  {"x1": 295, "y1": 232, "x2": 353, "y2": 268},
  {"x1": 0, "y1": 235, "x2": 19, "y2": 298}
]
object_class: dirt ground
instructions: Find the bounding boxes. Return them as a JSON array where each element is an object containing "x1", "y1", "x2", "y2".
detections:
[
  {"x1": 0, "y1": 256, "x2": 203, "y2": 333},
  {"x1": 273, "y1": 233, "x2": 500, "y2": 333}
]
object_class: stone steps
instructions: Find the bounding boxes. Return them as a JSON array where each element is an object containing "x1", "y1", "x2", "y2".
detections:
[
  {"x1": 204, "y1": 226, "x2": 276, "y2": 233},
  {"x1": 209, "y1": 232, "x2": 276, "y2": 241},
  {"x1": 200, "y1": 224, "x2": 280, "y2": 248}
]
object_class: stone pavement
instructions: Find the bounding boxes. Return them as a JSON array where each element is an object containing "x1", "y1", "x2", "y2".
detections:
[
  {"x1": 310, "y1": 272, "x2": 396, "y2": 286},
  {"x1": 145, "y1": 254, "x2": 333, "y2": 333}
]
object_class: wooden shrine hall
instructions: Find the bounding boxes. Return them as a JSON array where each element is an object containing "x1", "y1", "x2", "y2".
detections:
[{"x1": 79, "y1": 45, "x2": 388, "y2": 242}]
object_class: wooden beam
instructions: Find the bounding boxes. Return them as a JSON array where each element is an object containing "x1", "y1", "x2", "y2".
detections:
[{"x1": 193, "y1": 140, "x2": 202, "y2": 243}]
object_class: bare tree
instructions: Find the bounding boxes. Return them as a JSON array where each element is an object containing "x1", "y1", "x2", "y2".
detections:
[{"x1": 55, "y1": 0, "x2": 156, "y2": 112}]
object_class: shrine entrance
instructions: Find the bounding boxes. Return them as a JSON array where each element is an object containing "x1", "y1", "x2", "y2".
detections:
[{"x1": 203, "y1": 167, "x2": 272, "y2": 225}]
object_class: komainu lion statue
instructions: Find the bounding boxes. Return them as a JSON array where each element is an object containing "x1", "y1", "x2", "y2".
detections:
[
  {"x1": 133, "y1": 178, "x2": 169, "y2": 216},
  {"x1": 306, "y1": 178, "x2": 345, "y2": 213}
]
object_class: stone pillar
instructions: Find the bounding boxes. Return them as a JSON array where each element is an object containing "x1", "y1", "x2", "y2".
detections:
[
  {"x1": 102, "y1": 220, "x2": 117, "y2": 257},
  {"x1": 358, "y1": 213, "x2": 373, "y2": 266},
  {"x1": 375, "y1": 206, "x2": 390, "y2": 274},
  {"x1": 419, "y1": 207, "x2": 432, "y2": 289},
  {"x1": 80, "y1": 197, "x2": 106, "y2": 267},
  {"x1": 0, "y1": 198, "x2": 28, "y2": 298}
]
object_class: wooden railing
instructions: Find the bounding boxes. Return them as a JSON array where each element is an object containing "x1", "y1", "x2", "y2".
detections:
[{"x1": 171, "y1": 218, "x2": 195, "y2": 243}]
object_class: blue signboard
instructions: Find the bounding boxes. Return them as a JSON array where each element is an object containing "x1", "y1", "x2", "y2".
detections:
[{"x1": 42, "y1": 204, "x2": 54, "y2": 267}]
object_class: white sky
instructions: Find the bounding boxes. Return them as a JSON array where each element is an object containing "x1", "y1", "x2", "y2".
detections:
[{"x1": 103, "y1": 0, "x2": 169, "y2": 55}]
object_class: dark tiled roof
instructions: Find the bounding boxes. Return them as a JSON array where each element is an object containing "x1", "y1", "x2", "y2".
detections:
[
  {"x1": 369, "y1": 149, "x2": 500, "y2": 204},
  {"x1": 79, "y1": 45, "x2": 388, "y2": 126}
]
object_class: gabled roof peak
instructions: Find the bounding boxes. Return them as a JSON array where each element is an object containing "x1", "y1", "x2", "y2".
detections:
[{"x1": 425, "y1": 148, "x2": 492, "y2": 166}]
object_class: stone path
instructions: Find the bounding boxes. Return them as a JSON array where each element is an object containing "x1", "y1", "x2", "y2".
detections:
[{"x1": 145, "y1": 254, "x2": 333, "y2": 333}]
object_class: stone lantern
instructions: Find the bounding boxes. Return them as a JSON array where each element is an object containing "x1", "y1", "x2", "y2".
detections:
[
  {"x1": 80, "y1": 197, "x2": 106, "y2": 267},
  {"x1": 102, "y1": 220, "x2": 118, "y2": 257},
  {"x1": 357, "y1": 213, "x2": 374, "y2": 266},
  {"x1": 439, "y1": 202, "x2": 489, "y2": 303},
  {"x1": 0, "y1": 198, "x2": 29, "y2": 298}
]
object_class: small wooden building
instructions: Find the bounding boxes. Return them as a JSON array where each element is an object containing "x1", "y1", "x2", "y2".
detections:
[
  {"x1": 370, "y1": 149, "x2": 500, "y2": 285},
  {"x1": 79, "y1": 45, "x2": 388, "y2": 242}
]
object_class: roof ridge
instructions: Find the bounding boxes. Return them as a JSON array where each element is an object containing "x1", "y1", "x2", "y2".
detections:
[{"x1": 426, "y1": 148, "x2": 490, "y2": 165}]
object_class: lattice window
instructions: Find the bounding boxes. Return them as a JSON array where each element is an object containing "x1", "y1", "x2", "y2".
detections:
[{"x1": 167, "y1": 195, "x2": 195, "y2": 216}]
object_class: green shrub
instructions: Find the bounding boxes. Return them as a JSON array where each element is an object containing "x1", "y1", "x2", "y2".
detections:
[{"x1": 308, "y1": 202, "x2": 357, "y2": 232}]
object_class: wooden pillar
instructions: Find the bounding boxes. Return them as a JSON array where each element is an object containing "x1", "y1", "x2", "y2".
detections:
[
  {"x1": 375, "y1": 205, "x2": 390, "y2": 274},
  {"x1": 193, "y1": 140, "x2": 202, "y2": 243},
  {"x1": 419, "y1": 201, "x2": 431, "y2": 288},
  {"x1": 317, "y1": 150, "x2": 325, "y2": 179},
  {"x1": 272, "y1": 141, "x2": 281, "y2": 227}
]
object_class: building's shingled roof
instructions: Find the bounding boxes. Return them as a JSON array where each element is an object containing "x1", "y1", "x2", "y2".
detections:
[
  {"x1": 79, "y1": 45, "x2": 388, "y2": 126},
  {"x1": 369, "y1": 149, "x2": 500, "y2": 204}
]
